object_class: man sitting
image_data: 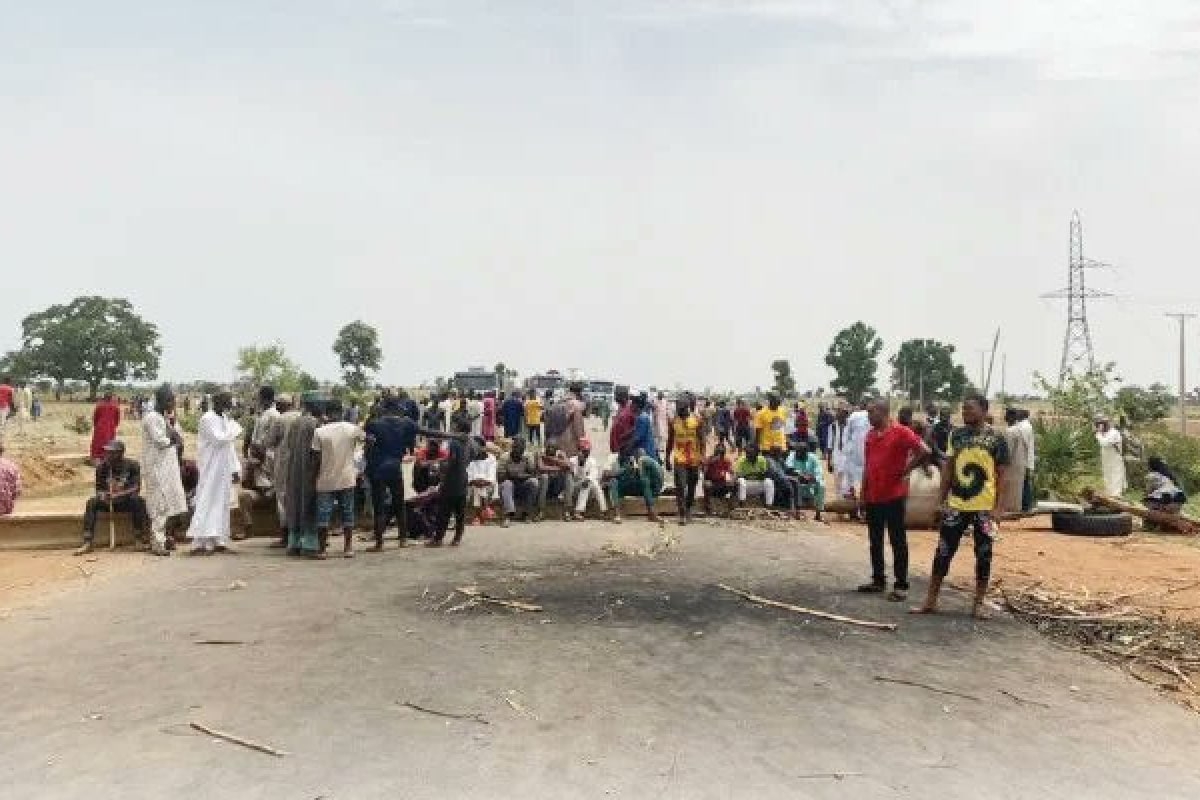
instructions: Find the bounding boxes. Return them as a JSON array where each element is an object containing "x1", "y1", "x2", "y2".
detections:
[
  {"x1": 498, "y1": 436, "x2": 540, "y2": 526},
  {"x1": 76, "y1": 440, "x2": 148, "y2": 555},
  {"x1": 571, "y1": 438, "x2": 607, "y2": 518},
  {"x1": 0, "y1": 439, "x2": 21, "y2": 516},
  {"x1": 538, "y1": 447, "x2": 577, "y2": 521},
  {"x1": 604, "y1": 449, "x2": 664, "y2": 524},
  {"x1": 735, "y1": 443, "x2": 775, "y2": 508},
  {"x1": 702, "y1": 444, "x2": 735, "y2": 516},
  {"x1": 466, "y1": 438, "x2": 498, "y2": 525},
  {"x1": 785, "y1": 440, "x2": 825, "y2": 522}
]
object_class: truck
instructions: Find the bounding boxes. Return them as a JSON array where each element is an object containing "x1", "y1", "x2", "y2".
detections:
[
  {"x1": 451, "y1": 367, "x2": 500, "y2": 395},
  {"x1": 524, "y1": 370, "x2": 565, "y2": 399}
]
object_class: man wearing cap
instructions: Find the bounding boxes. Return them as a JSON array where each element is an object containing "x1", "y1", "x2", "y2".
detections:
[
  {"x1": 76, "y1": 439, "x2": 148, "y2": 555},
  {"x1": 1095, "y1": 414, "x2": 1127, "y2": 497}
]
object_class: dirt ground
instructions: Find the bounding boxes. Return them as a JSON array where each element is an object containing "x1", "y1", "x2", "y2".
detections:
[{"x1": 2, "y1": 518, "x2": 1199, "y2": 799}]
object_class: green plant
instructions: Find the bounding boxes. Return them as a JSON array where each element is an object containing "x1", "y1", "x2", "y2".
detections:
[
  {"x1": 178, "y1": 411, "x2": 200, "y2": 435},
  {"x1": 1034, "y1": 364, "x2": 1117, "y2": 422},
  {"x1": 66, "y1": 414, "x2": 92, "y2": 434},
  {"x1": 1033, "y1": 418, "x2": 1100, "y2": 499},
  {"x1": 1139, "y1": 426, "x2": 1200, "y2": 494}
]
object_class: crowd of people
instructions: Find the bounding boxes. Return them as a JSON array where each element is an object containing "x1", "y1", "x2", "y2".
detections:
[{"x1": 0, "y1": 373, "x2": 1192, "y2": 619}]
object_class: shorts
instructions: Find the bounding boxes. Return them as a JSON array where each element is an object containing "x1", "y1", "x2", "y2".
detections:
[{"x1": 316, "y1": 488, "x2": 356, "y2": 529}]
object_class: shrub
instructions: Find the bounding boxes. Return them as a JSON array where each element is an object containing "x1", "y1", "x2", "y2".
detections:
[
  {"x1": 178, "y1": 412, "x2": 200, "y2": 435},
  {"x1": 66, "y1": 414, "x2": 92, "y2": 434},
  {"x1": 1033, "y1": 418, "x2": 1100, "y2": 499},
  {"x1": 1139, "y1": 427, "x2": 1200, "y2": 494}
]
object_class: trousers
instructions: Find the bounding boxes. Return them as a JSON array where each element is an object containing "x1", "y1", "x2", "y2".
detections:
[
  {"x1": 83, "y1": 495, "x2": 148, "y2": 542},
  {"x1": 865, "y1": 497, "x2": 908, "y2": 588}
]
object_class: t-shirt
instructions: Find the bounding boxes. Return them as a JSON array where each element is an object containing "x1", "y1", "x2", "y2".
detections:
[
  {"x1": 311, "y1": 421, "x2": 365, "y2": 492},
  {"x1": 946, "y1": 426, "x2": 1009, "y2": 512},
  {"x1": 863, "y1": 423, "x2": 924, "y2": 504},
  {"x1": 732, "y1": 406, "x2": 752, "y2": 429},
  {"x1": 735, "y1": 455, "x2": 770, "y2": 480},
  {"x1": 501, "y1": 397, "x2": 525, "y2": 435},
  {"x1": 525, "y1": 398, "x2": 544, "y2": 426},
  {"x1": 0, "y1": 384, "x2": 13, "y2": 412},
  {"x1": 669, "y1": 415, "x2": 704, "y2": 467},
  {"x1": 755, "y1": 407, "x2": 788, "y2": 452},
  {"x1": 364, "y1": 415, "x2": 417, "y2": 477}
]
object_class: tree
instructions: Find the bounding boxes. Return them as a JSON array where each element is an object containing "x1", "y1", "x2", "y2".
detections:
[
  {"x1": 296, "y1": 371, "x2": 320, "y2": 392},
  {"x1": 14, "y1": 296, "x2": 161, "y2": 400},
  {"x1": 1114, "y1": 383, "x2": 1173, "y2": 427},
  {"x1": 770, "y1": 359, "x2": 796, "y2": 398},
  {"x1": 824, "y1": 322, "x2": 882, "y2": 403},
  {"x1": 1035, "y1": 364, "x2": 1117, "y2": 423},
  {"x1": 236, "y1": 343, "x2": 299, "y2": 389},
  {"x1": 888, "y1": 339, "x2": 970, "y2": 405},
  {"x1": 332, "y1": 321, "x2": 382, "y2": 391}
]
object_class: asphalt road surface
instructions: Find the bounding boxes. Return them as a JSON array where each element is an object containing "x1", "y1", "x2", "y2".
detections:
[{"x1": 2, "y1": 519, "x2": 1199, "y2": 799}]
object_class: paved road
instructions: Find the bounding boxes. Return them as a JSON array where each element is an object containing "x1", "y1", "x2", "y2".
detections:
[{"x1": 2, "y1": 520, "x2": 1198, "y2": 799}]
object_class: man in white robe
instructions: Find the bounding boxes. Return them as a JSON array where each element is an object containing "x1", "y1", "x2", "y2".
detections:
[
  {"x1": 186, "y1": 391, "x2": 244, "y2": 554},
  {"x1": 141, "y1": 387, "x2": 188, "y2": 556},
  {"x1": 1096, "y1": 415, "x2": 1127, "y2": 497},
  {"x1": 842, "y1": 402, "x2": 870, "y2": 503}
]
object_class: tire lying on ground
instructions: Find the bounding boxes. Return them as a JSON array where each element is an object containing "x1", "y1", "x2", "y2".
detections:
[{"x1": 1050, "y1": 511, "x2": 1133, "y2": 537}]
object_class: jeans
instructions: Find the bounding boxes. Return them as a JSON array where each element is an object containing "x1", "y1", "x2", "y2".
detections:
[
  {"x1": 83, "y1": 495, "x2": 148, "y2": 542},
  {"x1": 865, "y1": 497, "x2": 908, "y2": 588},
  {"x1": 369, "y1": 471, "x2": 406, "y2": 542},
  {"x1": 500, "y1": 477, "x2": 540, "y2": 516},
  {"x1": 795, "y1": 481, "x2": 825, "y2": 512},
  {"x1": 316, "y1": 488, "x2": 356, "y2": 530},
  {"x1": 673, "y1": 465, "x2": 699, "y2": 516},
  {"x1": 539, "y1": 472, "x2": 575, "y2": 510}
]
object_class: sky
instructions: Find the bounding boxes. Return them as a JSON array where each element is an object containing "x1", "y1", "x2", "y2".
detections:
[{"x1": 3, "y1": 0, "x2": 1200, "y2": 394}]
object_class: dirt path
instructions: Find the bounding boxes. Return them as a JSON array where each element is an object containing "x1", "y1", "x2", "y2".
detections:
[{"x1": 1, "y1": 519, "x2": 1198, "y2": 799}]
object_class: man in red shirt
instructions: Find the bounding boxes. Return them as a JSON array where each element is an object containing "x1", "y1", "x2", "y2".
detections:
[
  {"x1": 0, "y1": 375, "x2": 13, "y2": 431},
  {"x1": 858, "y1": 398, "x2": 932, "y2": 601}
]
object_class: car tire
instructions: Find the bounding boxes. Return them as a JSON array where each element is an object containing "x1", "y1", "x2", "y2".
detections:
[{"x1": 1050, "y1": 511, "x2": 1133, "y2": 537}]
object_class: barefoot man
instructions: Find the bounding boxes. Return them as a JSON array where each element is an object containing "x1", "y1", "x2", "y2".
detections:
[{"x1": 913, "y1": 393, "x2": 1008, "y2": 619}]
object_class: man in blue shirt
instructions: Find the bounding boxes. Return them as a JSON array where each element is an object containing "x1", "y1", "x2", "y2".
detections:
[{"x1": 500, "y1": 391, "x2": 525, "y2": 440}]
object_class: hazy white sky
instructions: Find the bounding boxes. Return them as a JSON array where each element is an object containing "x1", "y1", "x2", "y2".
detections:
[{"x1": 3, "y1": 1, "x2": 1200, "y2": 393}]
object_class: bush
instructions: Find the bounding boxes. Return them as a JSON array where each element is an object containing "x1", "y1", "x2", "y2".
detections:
[
  {"x1": 1033, "y1": 419, "x2": 1100, "y2": 499},
  {"x1": 1139, "y1": 427, "x2": 1200, "y2": 494},
  {"x1": 66, "y1": 414, "x2": 92, "y2": 434},
  {"x1": 178, "y1": 412, "x2": 200, "y2": 435}
]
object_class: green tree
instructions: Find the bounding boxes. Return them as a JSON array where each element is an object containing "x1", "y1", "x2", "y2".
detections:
[
  {"x1": 236, "y1": 343, "x2": 299, "y2": 389},
  {"x1": 770, "y1": 359, "x2": 796, "y2": 398},
  {"x1": 1035, "y1": 364, "x2": 1117, "y2": 422},
  {"x1": 14, "y1": 296, "x2": 161, "y2": 400},
  {"x1": 888, "y1": 338, "x2": 970, "y2": 404},
  {"x1": 332, "y1": 321, "x2": 382, "y2": 390},
  {"x1": 1114, "y1": 383, "x2": 1173, "y2": 428},
  {"x1": 825, "y1": 322, "x2": 882, "y2": 403},
  {"x1": 0, "y1": 349, "x2": 37, "y2": 383},
  {"x1": 296, "y1": 371, "x2": 320, "y2": 392}
]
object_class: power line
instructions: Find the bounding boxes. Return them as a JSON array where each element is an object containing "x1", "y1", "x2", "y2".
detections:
[{"x1": 1166, "y1": 313, "x2": 1195, "y2": 435}]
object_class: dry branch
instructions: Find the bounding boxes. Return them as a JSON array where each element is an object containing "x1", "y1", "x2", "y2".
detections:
[
  {"x1": 716, "y1": 584, "x2": 897, "y2": 631},
  {"x1": 1081, "y1": 489, "x2": 1200, "y2": 535},
  {"x1": 189, "y1": 722, "x2": 287, "y2": 757},
  {"x1": 873, "y1": 675, "x2": 981, "y2": 702},
  {"x1": 400, "y1": 701, "x2": 489, "y2": 725}
]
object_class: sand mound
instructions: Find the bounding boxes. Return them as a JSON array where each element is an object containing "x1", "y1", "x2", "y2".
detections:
[{"x1": 15, "y1": 453, "x2": 82, "y2": 492}]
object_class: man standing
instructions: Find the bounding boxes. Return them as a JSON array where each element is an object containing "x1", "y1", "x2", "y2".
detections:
[
  {"x1": 428, "y1": 417, "x2": 472, "y2": 546},
  {"x1": 1017, "y1": 409, "x2": 1037, "y2": 511},
  {"x1": 999, "y1": 408, "x2": 1029, "y2": 513},
  {"x1": 140, "y1": 387, "x2": 187, "y2": 556},
  {"x1": 0, "y1": 375, "x2": 13, "y2": 432},
  {"x1": 713, "y1": 400, "x2": 733, "y2": 451},
  {"x1": 266, "y1": 394, "x2": 299, "y2": 547},
  {"x1": 913, "y1": 394, "x2": 1008, "y2": 619},
  {"x1": 609, "y1": 385, "x2": 636, "y2": 460},
  {"x1": 186, "y1": 392, "x2": 243, "y2": 555},
  {"x1": 652, "y1": 392, "x2": 670, "y2": 459},
  {"x1": 665, "y1": 396, "x2": 703, "y2": 525},
  {"x1": 841, "y1": 401, "x2": 870, "y2": 508},
  {"x1": 89, "y1": 392, "x2": 122, "y2": 463},
  {"x1": 858, "y1": 399, "x2": 931, "y2": 601},
  {"x1": 248, "y1": 386, "x2": 280, "y2": 495},
  {"x1": 75, "y1": 440, "x2": 148, "y2": 555},
  {"x1": 500, "y1": 391, "x2": 525, "y2": 440},
  {"x1": 524, "y1": 390, "x2": 544, "y2": 446},
  {"x1": 754, "y1": 393, "x2": 788, "y2": 462},
  {"x1": 282, "y1": 401, "x2": 321, "y2": 557},
  {"x1": 0, "y1": 439, "x2": 22, "y2": 516},
  {"x1": 312, "y1": 400, "x2": 365, "y2": 558},
  {"x1": 364, "y1": 396, "x2": 418, "y2": 549},
  {"x1": 1096, "y1": 415, "x2": 1127, "y2": 498}
]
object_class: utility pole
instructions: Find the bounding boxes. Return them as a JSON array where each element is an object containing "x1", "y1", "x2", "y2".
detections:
[
  {"x1": 1167, "y1": 313, "x2": 1195, "y2": 435},
  {"x1": 1001, "y1": 353, "x2": 1007, "y2": 398},
  {"x1": 977, "y1": 349, "x2": 989, "y2": 392}
]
